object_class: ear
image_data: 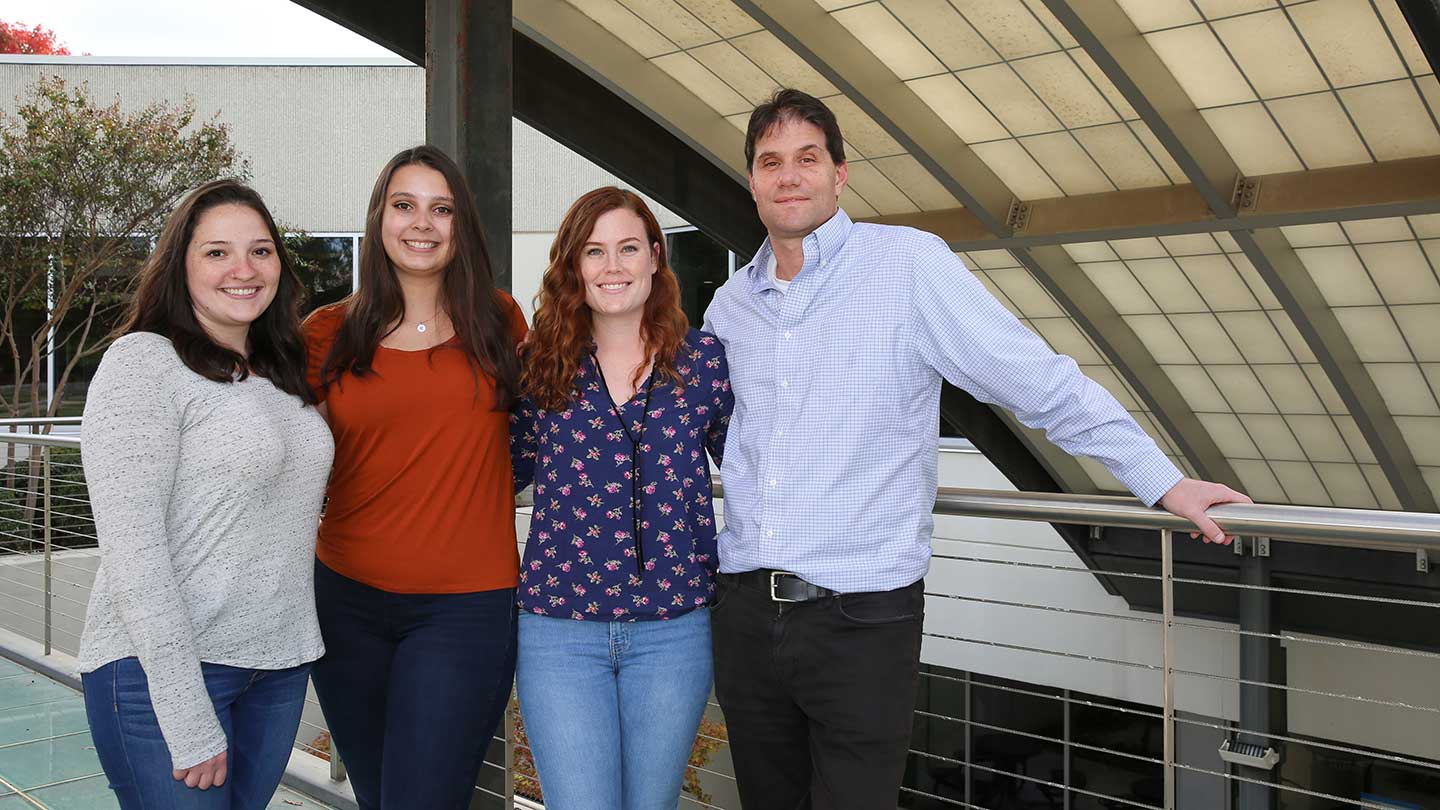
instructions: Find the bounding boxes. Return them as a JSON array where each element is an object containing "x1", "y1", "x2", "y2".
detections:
[
  {"x1": 651, "y1": 242, "x2": 661, "y2": 274},
  {"x1": 833, "y1": 161, "x2": 849, "y2": 198},
  {"x1": 748, "y1": 169, "x2": 759, "y2": 202}
]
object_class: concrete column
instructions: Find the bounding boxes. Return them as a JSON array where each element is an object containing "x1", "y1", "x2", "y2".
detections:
[{"x1": 426, "y1": 0, "x2": 513, "y2": 291}]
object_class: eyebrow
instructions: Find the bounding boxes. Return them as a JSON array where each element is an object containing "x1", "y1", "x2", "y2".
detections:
[
  {"x1": 199, "y1": 238, "x2": 275, "y2": 247},
  {"x1": 389, "y1": 191, "x2": 455, "y2": 203},
  {"x1": 757, "y1": 144, "x2": 824, "y2": 161},
  {"x1": 584, "y1": 236, "x2": 644, "y2": 247}
]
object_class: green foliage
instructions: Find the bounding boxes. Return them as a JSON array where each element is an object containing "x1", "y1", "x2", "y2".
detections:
[
  {"x1": 0, "y1": 446, "x2": 93, "y2": 553},
  {"x1": 0, "y1": 74, "x2": 248, "y2": 419}
]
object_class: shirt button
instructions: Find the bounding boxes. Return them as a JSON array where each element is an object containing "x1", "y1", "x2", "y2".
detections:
[
  {"x1": 767, "y1": 530, "x2": 775, "y2": 538},
  {"x1": 784, "y1": 331, "x2": 792, "y2": 339},
  {"x1": 781, "y1": 379, "x2": 789, "y2": 388},
  {"x1": 769, "y1": 479, "x2": 777, "y2": 487}
]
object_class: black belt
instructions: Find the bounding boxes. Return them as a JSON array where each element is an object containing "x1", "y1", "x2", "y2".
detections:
[{"x1": 730, "y1": 569, "x2": 837, "y2": 603}]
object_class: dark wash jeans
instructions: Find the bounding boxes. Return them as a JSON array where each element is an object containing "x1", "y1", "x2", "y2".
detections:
[
  {"x1": 711, "y1": 573, "x2": 925, "y2": 810},
  {"x1": 310, "y1": 560, "x2": 517, "y2": 810},
  {"x1": 82, "y1": 657, "x2": 312, "y2": 810}
]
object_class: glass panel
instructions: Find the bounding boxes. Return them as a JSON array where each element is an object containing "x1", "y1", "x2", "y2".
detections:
[
  {"x1": 1340, "y1": 80, "x2": 1440, "y2": 161},
  {"x1": 970, "y1": 675, "x2": 1064, "y2": 806},
  {"x1": 1211, "y1": 9, "x2": 1327, "y2": 98},
  {"x1": 1069, "y1": 692, "x2": 1163, "y2": 810},
  {"x1": 957, "y1": 0, "x2": 1058, "y2": 59},
  {"x1": 833, "y1": 2, "x2": 946, "y2": 79},
  {"x1": 690, "y1": 42, "x2": 780, "y2": 105},
  {"x1": 666, "y1": 229, "x2": 729, "y2": 327},
  {"x1": 567, "y1": 0, "x2": 673, "y2": 57},
  {"x1": 1267, "y1": 92, "x2": 1371, "y2": 169},
  {"x1": 972, "y1": 140, "x2": 1063, "y2": 199},
  {"x1": 903, "y1": 664, "x2": 969, "y2": 808},
  {"x1": 887, "y1": 0, "x2": 999, "y2": 70},
  {"x1": 288, "y1": 235, "x2": 355, "y2": 315},
  {"x1": 1011, "y1": 51, "x2": 1119, "y2": 128},
  {"x1": 1289, "y1": 0, "x2": 1407, "y2": 87},
  {"x1": 1146, "y1": 25, "x2": 1256, "y2": 108},
  {"x1": 731, "y1": 31, "x2": 838, "y2": 96},
  {"x1": 908, "y1": 74, "x2": 1010, "y2": 143}
]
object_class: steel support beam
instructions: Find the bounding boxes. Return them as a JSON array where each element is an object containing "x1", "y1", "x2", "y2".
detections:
[
  {"x1": 1045, "y1": 0, "x2": 1438, "y2": 511},
  {"x1": 868, "y1": 155, "x2": 1440, "y2": 251},
  {"x1": 511, "y1": 34, "x2": 764, "y2": 258},
  {"x1": 425, "y1": 0, "x2": 512, "y2": 290},
  {"x1": 517, "y1": 0, "x2": 749, "y2": 183},
  {"x1": 1237, "y1": 546, "x2": 1279, "y2": 809}
]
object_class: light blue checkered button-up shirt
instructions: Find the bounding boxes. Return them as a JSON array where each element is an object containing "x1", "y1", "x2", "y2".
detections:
[{"x1": 703, "y1": 209, "x2": 1183, "y2": 593}]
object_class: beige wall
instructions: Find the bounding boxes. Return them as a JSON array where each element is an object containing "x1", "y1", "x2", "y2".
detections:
[{"x1": 0, "y1": 57, "x2": 685, "y2": 236}]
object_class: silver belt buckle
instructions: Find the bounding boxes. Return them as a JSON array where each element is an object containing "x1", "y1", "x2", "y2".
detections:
[{"x1": 769, "y1": 570, "x2": 802, "y2": 603}]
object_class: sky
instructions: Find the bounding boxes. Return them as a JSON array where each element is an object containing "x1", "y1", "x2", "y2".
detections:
[{"x1": 1, "y1": 0, "x2": 406, "y2": 60}]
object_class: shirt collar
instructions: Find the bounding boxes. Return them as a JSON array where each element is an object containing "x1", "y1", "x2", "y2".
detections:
[{"x1": 743, "y1": 208, "x2": 854, "y2": 294}]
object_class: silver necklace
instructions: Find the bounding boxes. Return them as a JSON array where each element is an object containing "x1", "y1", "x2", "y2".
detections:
[{"x1": 410, "y1": 311, "x2": 440, "y2": 334}]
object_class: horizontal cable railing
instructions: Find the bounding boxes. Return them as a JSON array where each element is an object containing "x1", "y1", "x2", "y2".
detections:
[{"x1": 4, "y1": 423, "x2": 1439, "y2": 810}]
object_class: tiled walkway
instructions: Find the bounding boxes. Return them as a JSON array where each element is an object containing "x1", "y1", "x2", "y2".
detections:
[{"x1": 0, "y1": 658, "x2": 333, "y2": 809}]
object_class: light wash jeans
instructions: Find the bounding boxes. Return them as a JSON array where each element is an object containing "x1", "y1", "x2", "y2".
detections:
[
  {"x1": 82, "y1": 658, "x2": 311, "y2": 810},
  {"x1": 516, "y1": 607, "x2": 713, "y2": 810}
]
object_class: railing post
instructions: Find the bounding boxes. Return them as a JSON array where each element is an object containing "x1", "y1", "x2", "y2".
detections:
[
  {"x1": 329, "y1": 746, "x2": 346, "y2": 782},
  {"x1": 1160, "y1": 527, "x2": 1174, "y2": 810},
  {"x1": 504, "y1": 694, "x2": 517, "y2": 809},
  {"x1": 42, "y1": 444, "x2": 53, "y2": 656}
]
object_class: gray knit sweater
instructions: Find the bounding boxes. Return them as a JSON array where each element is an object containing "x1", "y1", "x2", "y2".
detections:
[{"x1": 78, "y1": 332, "x2": 333, "y2": 769}]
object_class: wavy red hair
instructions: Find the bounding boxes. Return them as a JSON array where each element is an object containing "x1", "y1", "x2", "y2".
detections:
[{"x1": 523, "y1": 187, "x2": 690, "y2": 411}]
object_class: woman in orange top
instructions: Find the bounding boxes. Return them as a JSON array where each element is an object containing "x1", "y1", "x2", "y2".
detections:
[{"x1": 303, "y1": 145, "x2": 525, "y2": 810}]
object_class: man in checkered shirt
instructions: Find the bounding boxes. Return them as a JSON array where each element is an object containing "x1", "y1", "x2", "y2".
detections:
[{"x1": 702, "y1": 88, "x2": 1250, "y2": 810}]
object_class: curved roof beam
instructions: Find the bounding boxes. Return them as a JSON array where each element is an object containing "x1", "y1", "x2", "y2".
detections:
[
  {"x1": 735, "y1": 0, "x2": 1241, "y2": 490},
  {"x1": 1041, "y1": 0, "x2": 1437, "y2": 512},
  {"x1": 515, "y1": 0, "x2": 749, "y2": 184}
]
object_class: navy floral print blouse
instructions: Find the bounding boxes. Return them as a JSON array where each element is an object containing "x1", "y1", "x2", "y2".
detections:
[{"x1": 512, "y1": 329, "x2": 733, "y2": 621}]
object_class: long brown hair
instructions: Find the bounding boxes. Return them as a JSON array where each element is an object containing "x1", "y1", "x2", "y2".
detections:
[
  {"x1": 319, "y1": 145, "x2": 519, "y2": 408},
  {"x1": 119, "y1": 179, "x2": 314, "y2": 404},
  {"x1": 523, "y1": 187, "x2": 689, "y2": 411}
]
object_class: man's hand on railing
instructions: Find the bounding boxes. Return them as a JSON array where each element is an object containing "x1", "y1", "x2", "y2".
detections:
[{"x1": 1158, "y1": 477, "x2": 1252, "y2": 545}]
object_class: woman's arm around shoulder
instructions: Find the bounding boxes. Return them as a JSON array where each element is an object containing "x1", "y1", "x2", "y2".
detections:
[{"x1": 693, "y1": 329, "x2": 733, "y2": 468}]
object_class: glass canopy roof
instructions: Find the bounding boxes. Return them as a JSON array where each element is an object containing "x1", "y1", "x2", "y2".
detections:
[{"x1": 529, "y1": 0, "x2": 1440, "y2": 509}]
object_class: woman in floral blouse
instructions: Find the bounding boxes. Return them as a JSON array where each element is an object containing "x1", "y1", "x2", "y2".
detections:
[{"x1": 511, "y1": 186, "x2": 732, "y2": 809}]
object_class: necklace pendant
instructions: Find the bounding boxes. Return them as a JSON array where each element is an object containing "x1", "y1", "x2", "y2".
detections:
[{"x1": 416, "y1": 323, "x2": 427, "y2": 333}]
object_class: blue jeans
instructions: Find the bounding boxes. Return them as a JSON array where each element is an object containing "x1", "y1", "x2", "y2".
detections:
[
  {"x1": 516, "y1": 608, "x2": 713, "y2": 810},
  {"x1": 82, "y1": 657, "x2": 311, "y2": 810},
  {"x1": 310, "y1": 560, "x2": 517, "y2": 810}
]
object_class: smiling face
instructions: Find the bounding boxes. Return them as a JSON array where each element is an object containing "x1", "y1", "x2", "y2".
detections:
[
  {"x1": 578, "y1": 207, "x2": 659, "y2": 324},
  {"x1": 185, "y1": 203, "x2": 282, "y2": 353},
  {"x1": 748, "y1": 116, "x2": 848, "y2": 242},
  {"x1": 381, "y1": 163, "x2": 455, "y2": 277}
]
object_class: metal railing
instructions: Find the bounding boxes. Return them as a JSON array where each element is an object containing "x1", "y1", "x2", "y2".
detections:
[{"x1": 3, "y1": 419, "x2": 1439, "y2": 810}]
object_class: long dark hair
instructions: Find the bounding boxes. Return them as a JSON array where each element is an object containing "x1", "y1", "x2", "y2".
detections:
[
  {"x1": 118, "y1": 179, "x2": 314, "y2": 404},
  {"x1": 523, "y1": 187, "x2": 689, "y2": 412},
  {"x1": 319, "y1": 145, "x2": 519, "y2": 409}
]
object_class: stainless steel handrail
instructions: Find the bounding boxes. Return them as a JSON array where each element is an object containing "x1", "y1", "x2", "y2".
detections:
[
  {"x1": 0, "y1": 417, "x2": 83, "y2": 427},
  {"x1": 0, "y1": 433, "x2": 80, "y2": 450},
  {"x1": 934, "y1": 487, "x2": 1440, "y2": 549}
]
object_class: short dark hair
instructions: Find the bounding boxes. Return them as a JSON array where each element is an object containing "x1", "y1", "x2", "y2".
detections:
[
  {"x1": 119, "y1": 179, "x2": 315, "y2": 404},
  {"x1": 744, "y1": 88, "x2": 846, "y2": 171}
]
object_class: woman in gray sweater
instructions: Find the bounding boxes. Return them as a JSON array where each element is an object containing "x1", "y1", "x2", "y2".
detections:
[{"x1": 78, "y1": 180, "x2": 334, "y2": 810}]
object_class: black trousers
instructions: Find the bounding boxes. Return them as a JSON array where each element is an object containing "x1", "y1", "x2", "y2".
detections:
[
  {"x1": 310, "y1": 561, "x2": 517, "y2": 810},
  {"x1": 711, "y1": 572, "x2": 925, "y2": 810}
]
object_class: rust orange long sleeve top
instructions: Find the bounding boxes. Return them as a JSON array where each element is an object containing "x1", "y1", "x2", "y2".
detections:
[{"x1": 303, "y1": 297, "x2": 527, "y2": 593}]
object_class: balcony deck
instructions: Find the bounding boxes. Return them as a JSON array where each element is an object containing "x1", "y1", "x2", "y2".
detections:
[{"x1": 0, "y1": 657, "x2": 337, "y2": 810}]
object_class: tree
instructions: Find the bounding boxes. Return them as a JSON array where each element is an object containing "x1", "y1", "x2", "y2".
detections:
[
  {"x1": 0, "y1": 74, "x2": 248, "y2": 423},
  {"x1": 0, "y1": 21, "x2": 72, "y2": 55}
]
